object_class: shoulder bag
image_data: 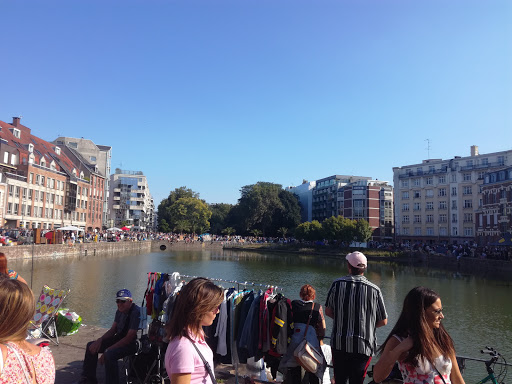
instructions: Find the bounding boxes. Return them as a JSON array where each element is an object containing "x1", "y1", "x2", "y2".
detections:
[{"x1": 293, "y1": 303, "x2": 324, "y2": 373}]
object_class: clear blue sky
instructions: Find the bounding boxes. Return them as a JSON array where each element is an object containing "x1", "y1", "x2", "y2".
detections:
[{"x1": 1, "y1": 0, "x2": 510, "y2": 206}]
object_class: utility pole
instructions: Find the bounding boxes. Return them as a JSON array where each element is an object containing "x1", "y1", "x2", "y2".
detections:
[{"x1": 425, "y1": 139, "x2": 431, "y2": 159}]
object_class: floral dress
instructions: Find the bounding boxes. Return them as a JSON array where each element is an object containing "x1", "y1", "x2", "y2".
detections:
[
  {"x1": 393, "y1": 335, "x2": 452, "y2": 384},
  {"x1": 0, "y1": 342, "x2": 55, "y2": 384}
]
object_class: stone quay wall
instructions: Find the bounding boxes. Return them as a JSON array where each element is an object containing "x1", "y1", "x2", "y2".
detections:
[{"x1": 2, "y1": 240, "x2": 153, "y2": 260}]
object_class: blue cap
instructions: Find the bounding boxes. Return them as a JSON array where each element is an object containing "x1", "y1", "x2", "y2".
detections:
[{"x1": 116, "y1": 289, "x2": 132, "y2": 300}]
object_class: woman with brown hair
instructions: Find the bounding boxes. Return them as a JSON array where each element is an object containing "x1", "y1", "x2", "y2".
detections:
[
  {"x1": 164, "y1": 277, "x2": 224, "y2": 384},
  {"x1": 0, "y1": 253, "x2": 27, "y2": 284},
  {"x1": 0, "y1": 278, "x2": 55, "y2": 383},
  {"x1": 373, "y1": 286, "x2": 465, "y2": 384},
  {"x1": 280, "y1": 284, "x2": 327, "y2": 384}
]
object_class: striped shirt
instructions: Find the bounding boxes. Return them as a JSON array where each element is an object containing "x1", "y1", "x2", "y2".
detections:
[{"x1": 325, "y1": 275, "x2": 387, "y2": 356}]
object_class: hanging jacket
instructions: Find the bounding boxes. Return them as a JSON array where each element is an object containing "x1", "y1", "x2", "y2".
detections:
[{"x1": 270, "y1": 295, "x2": 293, "y2": 355}]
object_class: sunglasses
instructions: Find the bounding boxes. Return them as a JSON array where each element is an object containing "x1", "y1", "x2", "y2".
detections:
[{"x1": 116, "y1": 299, "x2": 127, "y2": 304}]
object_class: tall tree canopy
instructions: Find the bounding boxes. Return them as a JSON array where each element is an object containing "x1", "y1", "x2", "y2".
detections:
[
  {"x1": 229, "y1": 182, "x2": 301, "y2": 236},
  {"x1": 158, "y1": 187, "x2": 211, "y2": 233},
  {"x1": 209, "y1": 203, "x2": 233, "y2": 235}
]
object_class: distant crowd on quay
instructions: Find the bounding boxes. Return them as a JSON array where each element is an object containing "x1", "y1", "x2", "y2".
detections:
[{"x1": 0, "y1": 227, "x2": 510, "y2": 262}]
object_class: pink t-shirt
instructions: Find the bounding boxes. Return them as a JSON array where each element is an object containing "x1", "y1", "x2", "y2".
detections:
[{"x1": 165, "y1": 332, "x2": 215, "y2": 384}]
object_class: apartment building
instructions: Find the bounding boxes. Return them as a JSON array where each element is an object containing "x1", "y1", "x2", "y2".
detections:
[
  {"x1": 0, "y1": 117, "x2": 90, "y2": 230},
  {"x1": 108, "y1": 169, "x2": 154, "y2": 230},
  {"x1": 311, "y1": 175, "x2": 393, "y2": 241},
  {"x1": 475, "y1": 166, "x2": 512, "y2": 244},
  {"x1": 53, "y1": 137, "x2": 111, "y2": 229},
  {"x1": 393, "y1": 146, "x2": 511, "y2": 244},
  {"x1": 286, "y1": 180, "x2": 316, "y2": 222}
]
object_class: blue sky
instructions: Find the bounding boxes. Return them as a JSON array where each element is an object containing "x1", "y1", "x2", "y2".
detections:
[{"x1": 1, "y1": 0, "x2": 510, "y2": 206}]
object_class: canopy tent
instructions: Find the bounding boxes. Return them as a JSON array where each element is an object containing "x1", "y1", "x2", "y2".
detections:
[
  {"x1": 56, "y1": 226, "x2": 84, "y2": 232},
  {"x1": 107, "y1": 227, "x2": 122, "y2": 232},
  {"x1": 121, "y1": 226, "x2": 130, "y2": 231}
]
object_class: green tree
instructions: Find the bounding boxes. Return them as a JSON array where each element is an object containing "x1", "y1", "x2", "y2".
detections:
[
  {"x1": 354, "y1": 219, "x2": 374, "y2": 243},
  {"x1": 232, "y1": 182, "x2": 301, "y2": 236},
  {"x1": 222, "y1": 227, "x2": 236, "y2": 236},
  {"x1": 159, "y1": 219, "x2": 171, "y2": 233},
  {"x1": 157, "y1": 187, "x2": 211, "y2": 233},
  {"x1": 251, "y1": 229, "x2": 262, "y2": 237},
  {"x1": 209, "y1": 203, "x2": 233, "y2": 235},
  {"x1": 168, "y1": 197, "x2": 212, "y2": 234},
  {"x1": 295, "y1": 220, "x2": 323, "y2": 241},
  {"x1": 322, "y1": 216, "x2": 344, "y2": 241},
  {"x1": 277, "y1": 227, "x2": 288, "y2": 238}
]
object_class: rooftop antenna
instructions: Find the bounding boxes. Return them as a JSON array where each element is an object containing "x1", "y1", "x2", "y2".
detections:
[{"x1": 425, "y1": 139, "x2": 431, "y2": 159}]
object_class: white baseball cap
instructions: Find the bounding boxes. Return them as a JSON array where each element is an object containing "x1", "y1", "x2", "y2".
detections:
[{"x1": 346, "y1": 251, "x2": 367, "y2": 269}]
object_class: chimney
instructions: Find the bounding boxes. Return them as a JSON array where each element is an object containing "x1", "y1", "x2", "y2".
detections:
[
  {"x1": 12, "y1": 116, "x2": 20, "y2": 127},
  {"x1": 471, "y1": 145, "x2": 479, "y2": 157}
]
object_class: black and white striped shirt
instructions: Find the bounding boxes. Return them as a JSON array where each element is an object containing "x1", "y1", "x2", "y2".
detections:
[{"x1": 325, "y1": 275, "x2": 387, "y2": 356}]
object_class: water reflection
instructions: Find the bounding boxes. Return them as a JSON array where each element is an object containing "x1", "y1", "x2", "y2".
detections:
[{"x1": 9, "y1": 249, "x2": 512, "y2": 382}]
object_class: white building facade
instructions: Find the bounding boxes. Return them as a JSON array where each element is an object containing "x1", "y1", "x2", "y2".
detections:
[{"x1": 393, "y1": 146, "x2": 511, "y2": 244}]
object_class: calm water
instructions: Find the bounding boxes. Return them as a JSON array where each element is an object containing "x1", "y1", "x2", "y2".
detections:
[{"x1": 11, "y1": 248, "x2": 512, "y2": 382}]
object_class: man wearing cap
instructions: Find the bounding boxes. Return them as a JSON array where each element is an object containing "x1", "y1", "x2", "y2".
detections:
[
  {"x1": 80, "y1": 289, "x2": 141, "y2": 384},
  {"x1": 325, "y1": 251, "x2": 387, "y2": 384}
]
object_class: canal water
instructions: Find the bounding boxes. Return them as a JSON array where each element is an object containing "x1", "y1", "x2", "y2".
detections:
[{"x1": 11, "y1": 248, "x2": 512, "y2": 382}]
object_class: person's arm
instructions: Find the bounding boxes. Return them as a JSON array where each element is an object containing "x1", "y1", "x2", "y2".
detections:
[
  {"x1": 171, "y1": 373, "x2": 191, "y2": 384},
  {"x1": 316, "y1": 306, "x2": 327, "y2": 344},
  {"x1": 17, "y1": 275, "x2": 28, "y2": 285},
  {"x1": 449, "y1": 351, "x2": 466, "y2": 384},
  {"x1": 325, "y1": 306, "x2": 334, "y2": 319},
  {"x1": 373, "y1": 336, "x2": 413, "y2": 383},
  {"x1": 376, "y1": 318, "x2": 388, "y2": 328},
  {"x1": 105, "y1": 328, "x2": 137, "y2": 351},
  {"x1": 89, "y1": 322, "x2": 117, "y2": 354}
]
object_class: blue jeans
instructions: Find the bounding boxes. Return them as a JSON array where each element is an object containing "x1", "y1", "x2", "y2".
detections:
[{"x1": 82, "y1": 337, "x2": 138, "y2": 384}]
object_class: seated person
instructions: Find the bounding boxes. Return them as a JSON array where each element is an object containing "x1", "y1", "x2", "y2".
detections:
[{"x1": 80, "y1": 289, "x2": 140, "y2": 384}]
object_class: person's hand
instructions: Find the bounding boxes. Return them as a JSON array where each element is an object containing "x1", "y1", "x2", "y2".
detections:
[
  {"x1": 99, "y1": 353, "x2": 105, "y2": 365},
  {"x1": 88, "y1": 339, "x2": 102, "y2": 354}
]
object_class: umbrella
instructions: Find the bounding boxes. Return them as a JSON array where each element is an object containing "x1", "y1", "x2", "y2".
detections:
[
  {"x1": 56, "y1": 226, "x2": 84, "y2": 232},
  {"x1": 121, "y1": 226, "x2": 130, "y2": 231},
  {"x1": 107, "y1": 227, "x2": 122, "y2": 232}
]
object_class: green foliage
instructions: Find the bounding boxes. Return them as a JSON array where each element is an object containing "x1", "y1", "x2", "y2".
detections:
[
  {"x1": 168, "y1": 197, "x2": 212, "y2": 234},
  {"x1": 209, "y1": 203, "x2": 233, "y2": 235},
  {"x1": 222, "y1": 227, "x2": 236, "y2": 236},
  {"x1": 157, "y1": 187, "x2": 211, "y2": 234},
  {"x1": 251, "y1": 229, "x2": 262, "y2": 237},
  {"x1": 295, "y1": 220, "x2": 323, "y2": 241},
  {"x1": 230, "y1": 182, "x2": 301, "y2": 236},
  {"x1": 354, "y1": 219, "x2": 374, "y2": 243},
  {"x1": 277, "y1": 227, "x2": 288, "y2": 238}
]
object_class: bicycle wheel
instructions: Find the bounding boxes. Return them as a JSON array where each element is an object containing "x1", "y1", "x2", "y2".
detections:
[{"x1": 148, "y1": 374, "x2": 164, "y2": 384}]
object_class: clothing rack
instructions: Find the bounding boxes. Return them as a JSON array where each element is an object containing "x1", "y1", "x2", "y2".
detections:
[{"x1": 174, "y1": 273, "x2": 283, "y2": 292}]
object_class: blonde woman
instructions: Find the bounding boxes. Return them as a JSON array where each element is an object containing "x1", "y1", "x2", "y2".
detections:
[{"x1": 0, "y1": 278, "x2": 55, "y2": 383}]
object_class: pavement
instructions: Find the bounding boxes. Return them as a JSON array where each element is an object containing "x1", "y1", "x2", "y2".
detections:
[{"x1": 51, "y1": 324, "x2": 246, "y2": 384}]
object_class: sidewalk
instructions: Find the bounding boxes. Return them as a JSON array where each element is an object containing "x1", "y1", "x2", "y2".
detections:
[{"x1": 51, "y1": 324, "x2": 241, "y2": 383}]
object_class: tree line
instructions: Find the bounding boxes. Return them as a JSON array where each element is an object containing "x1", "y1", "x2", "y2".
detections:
[{"x1": 157, "y1": 182, "x2": 374, "y2": 242}]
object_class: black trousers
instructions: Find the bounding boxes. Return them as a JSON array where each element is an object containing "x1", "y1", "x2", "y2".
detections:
[
  {"x1": 332, "y1": 350, "x2": 372, "y2": 384},
  {"x1": 288, "y1": 366, "x2": 320, "y2": 384}
]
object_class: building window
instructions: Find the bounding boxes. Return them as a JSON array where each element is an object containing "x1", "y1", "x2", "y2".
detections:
[
  {"x1": 438, "y1": 188, "x2": 447, "y2": 197},
  {"x1": 8, "y1": 185, "x2": 13, "y2": 197},
  {"x1": 452, "y1": 200, "x2": 457, "y2": 209},
  {"x1": 427, "y1": 227, "x2": 434, "y2": 235},
  {"x1": 402, "y1": 191, "x2": 409, "y2": 199},
  {"x1": 463, "y1": 173, "x2": 471, "y2": 181},
  {"x1": 403, "y1": 215, "x2": 410, "y2": 223},
  {"x1": 413, "y1": 191, "x2": 421, "y2": 198},
  {"x1": 14, "y1": 203, "x2": 19, "y2": 215},
  {"x1": 403, "y1": 227, "x2": 409, "y2": 235},
  {"x1": 426, "y1": 215, "x2": 434, "y2": 223},
  {"x1": 413, "y1": 179, "x2": 421, "y2": 186},
  {"x1": 440, "y1": 227, "x2": 447, "y2": 236},
  {"x1": 15, "y1": 187, "x2": 20, "y2": 198},
  {"x1": 451, "y1": 187, "x2": 457, "y2": 196},
  {"x1": 402, "y1": 203, "x2": 409, "y2": 211},
  {"x1": 464, "y1": 199, "x2": 473, "y2": 208},
  {"x1": 426, "y1": 190, "x2": 434, "y2": 198},
  {"x1": 414, "y1": 215, "x2": 421, "y2": 223},
  {"x1": 463, "y1": 186, "x2": 473, "y2": 195},
  {"x1": 464, "y1": 213, "x2": 473, "y2": 222},
  {"x1": 426, "y1": 177, "x2": 433, "y2": 185},
  {"x1": 439, "y1": 214, "x2": 447, "y2": 223},
  {"x1": 414, "y1": 203, "x2": 421, "y2": 211},
  {"x1": 464, "y1": 227, "x2": 473, "y2": 236},
  {"x1": 439, "y1": 175, "x2": 446, "y2": 184},
  {"x1": 401, "y1": 180, "x2": 409, "y2": 188},
  {"x1": 452, "y1": 214, "x2": 457, "y2": 223},
  {"x1": 451, "y1": 174, "x2": 457, "y2": 182},
  {"x1": 498, "y1": 156, "x2": 505, "y2": 166},
  {"x1": 7, "y1": 203, "x2": 12, "y2": 214},
  {"x1": 414, "y1": 227, "x2": 422, "y2": 236},
  {"x1": 426, "y1": 202, "x2": 434, "y2": 210}
]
